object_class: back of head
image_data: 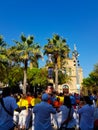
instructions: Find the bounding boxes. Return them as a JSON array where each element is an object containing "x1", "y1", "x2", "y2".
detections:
[
  {"x1": 34, "y1": 93, "x2": 38, "y2": 98},
  {"x1": 2, "y1": 87, "x2": 11, "y2": 97},
  {"x1": 84, "y1": 96, "x2": 93, "y2": 105},
  {"x1": 42, "y1": 93, "x2": 49, "y2": 101}
]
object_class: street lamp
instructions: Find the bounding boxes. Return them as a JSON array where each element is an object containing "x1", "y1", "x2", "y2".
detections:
[{"x1": 72, "y1": 44, "x2": 80, "y2": 94}]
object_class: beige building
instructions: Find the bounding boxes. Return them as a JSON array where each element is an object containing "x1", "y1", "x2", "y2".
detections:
[
  {"x1": 50, "y1": 55, "x2": 83, "y2": 94},
  {"x1": 58, "y1": 45, "x2": 84, "y2": 94},
  {"x1": 62, "y1": 57, "x2": 83, "y2": 93},
  {"x1": 48, "y1": 54, "x2": 83, "y2": 94},
  {"x1": 43, "y1": 45, "x2": 83, "y2": 94}
]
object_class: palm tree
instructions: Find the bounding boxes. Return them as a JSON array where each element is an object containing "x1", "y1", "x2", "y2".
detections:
[
  {"x1": 0, "y1": 35, "x2": 9, "y2": 84},
  {"x1": 0, "y1": 35, "x2": 8, "y2": 62},
  {"x1": 30, "y1": 44, "x2": 42, "y2": 68},
  {"x1": 9, "y1": 34, "x2": 42, "y2": 94},
  {"x1": 44, "y1": 34, "x2": 70, "y2": 90}
]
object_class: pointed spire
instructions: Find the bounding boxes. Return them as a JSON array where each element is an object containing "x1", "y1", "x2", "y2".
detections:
[
  {"x1": 72, "y1": 44, "x2": 79, "y2": 58},
  {"x1": 74, "y1": 44, "x2": 77, "y2": 51}
]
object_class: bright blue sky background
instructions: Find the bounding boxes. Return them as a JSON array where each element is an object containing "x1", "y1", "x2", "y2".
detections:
[{"x1": 0, "y1": 0, "x2": 98, "y2": 78}]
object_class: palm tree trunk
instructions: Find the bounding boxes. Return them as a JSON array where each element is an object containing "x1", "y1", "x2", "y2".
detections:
[
  {"x1": 55, "y1": 62, "x2": 58, "y2": 91},
  {"x1": 23, "y1": 60, "x2": 27, "y2": 94}
]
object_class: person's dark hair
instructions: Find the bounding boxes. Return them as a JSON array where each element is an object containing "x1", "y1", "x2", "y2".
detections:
[
  {"x1": 59, "y1": 92, "x2": 63, "y2": 96},
  {"x1": 84, "y1": 96, "x2": 93, "y2": 105},
  {"x1": 2, "y1": 87, "x2": 11, "y2": 97},
  {"x1": 34, "y1": 93, "x2": 38, "y2": 98},
  {"x1": 48, "y1": 82, "x2": 53, "y2": 86},
  {"x1": 63, "y1": 95, "x2": 72, "y2": 108},
  {"x1": 27, "y1": 92, "x2": 31, "y2": 96},
  {"x1": 45, "y1": 83, "x2": 53, "y2": 90}
]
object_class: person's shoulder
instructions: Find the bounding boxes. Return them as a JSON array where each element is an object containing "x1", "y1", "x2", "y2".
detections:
[
  {"x1": 9, "y1": 96, "x2": 16, "y2": 100},
  {"x1": 4, "y1": 96, "x2": 17, "y2": 104},
  {"x1": 34, "y1": 102, "x2": 41, "y2": 107},
  {"x1": 3, "y1": 96, "x2": 14, "y2": 100},
  {"x1": 79, "y1": 104, "x2": 88, "y2": 111},
  {"x1": 48, "y1": 103, "x2": 54, "y2": 107},
  {"x1": 60, "y1": 105, "x2": 67, "y2": 110}
]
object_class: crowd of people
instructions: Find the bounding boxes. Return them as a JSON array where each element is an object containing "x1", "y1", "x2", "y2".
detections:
[{"x1": 0, "y1": 83, "x2": 98, "y2": 130}]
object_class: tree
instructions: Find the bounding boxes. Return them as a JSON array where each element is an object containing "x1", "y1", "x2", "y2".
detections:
[
  {"x1": 7, "y1": 65, "x2": 23, "y2": 87},
  {"x1": 82, "y1": 63, "x2": 98, "y2": 92},
  {"x1": 27, "y1": 67, "x2": 48, "y2": 92},
  {"x1": 0, "y1": 35, "x2": 7, "y2": 61},
  {"x1": 44, "y1": 34, "x2": 70, "y2": 90},
  {"x1": 9, "y1": 34, "x2": 42, "y2": 94},
  {"x1": 58, "y1": 70, "x2": 71, "y2": 85},
  {"x1": 0, "y1": 35, "x2": 9, "y2": 84}
]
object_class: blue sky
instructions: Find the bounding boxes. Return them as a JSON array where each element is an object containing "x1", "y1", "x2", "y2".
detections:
[{"x1": 0, "y1": 0, "x2": 98, "y2": 78}]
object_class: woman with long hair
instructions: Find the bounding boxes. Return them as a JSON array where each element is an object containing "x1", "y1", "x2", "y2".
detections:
[{"x1": 58, "y1": 95, "x2": 76, "y2": 130}]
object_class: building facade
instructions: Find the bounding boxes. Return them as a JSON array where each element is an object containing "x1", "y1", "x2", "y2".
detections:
[{"x1": 61, "y1": 57, "x2": 83, "y2": 93}]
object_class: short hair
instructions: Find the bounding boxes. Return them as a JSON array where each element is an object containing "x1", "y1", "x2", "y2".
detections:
[
  {"x1": 2, "y1": 87, "x2": 11, "y2": 97},
  {"x1": 45, "y1": 83, "x2": 53, "y2": 90},
  {"x1": 84, "y1": 96, "x2": 93, "y2": 105}
]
